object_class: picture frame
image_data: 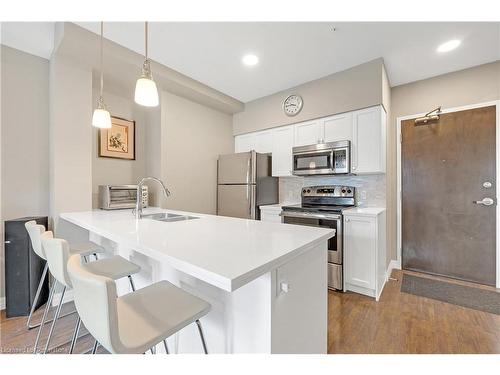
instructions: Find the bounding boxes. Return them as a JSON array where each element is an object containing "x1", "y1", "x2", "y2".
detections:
[{"x1": 98, "y1": 116, "x2": 136, "y2": 160}]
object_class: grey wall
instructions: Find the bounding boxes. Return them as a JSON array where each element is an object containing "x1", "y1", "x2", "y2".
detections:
[
  {"x1": 162, "y1": 91, "x2": 234, "y2": 214},
  {"x1": 1, "y1": 46, "x2": 50, "y2": 301},
  {"x1": 91, "y1": 89, "x2": 148, "y2": 208},
  {"x1": 387, "y1": 60, "x2": 500, "y2": 263},
  {"x1": 233, "y1": 58, "x2": 386, "y2": 135}
]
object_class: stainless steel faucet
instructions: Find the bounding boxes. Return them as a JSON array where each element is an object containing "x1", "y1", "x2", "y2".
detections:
[{"x1": 135, "y1": 177, "x2": 171, "y2": 219}]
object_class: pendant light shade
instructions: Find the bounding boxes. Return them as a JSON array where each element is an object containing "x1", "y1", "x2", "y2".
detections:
[
  {"x1": 93, "y1": 22, "x2": 112, "y2": 128},
  {"x1": 92, "y1": 100, "x2": 112, "y2": 128},
  {"x1": 135, "y1": 22, "x2": 159, "y2": 107}
]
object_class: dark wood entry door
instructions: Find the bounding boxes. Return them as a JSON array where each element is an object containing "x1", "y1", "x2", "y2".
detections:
[{"x1": 402, "y1": 106, "x2": 497, "y2": 286}]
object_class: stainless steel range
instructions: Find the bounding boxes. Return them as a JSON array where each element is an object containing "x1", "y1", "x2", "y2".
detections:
[{"x1": 281, "y1": 185, "x2": 355, "y2": 291}]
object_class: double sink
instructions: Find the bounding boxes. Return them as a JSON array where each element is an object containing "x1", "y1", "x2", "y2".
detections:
[{"x1": 142, "y1": 212, "x2": 199, "y2": 223}]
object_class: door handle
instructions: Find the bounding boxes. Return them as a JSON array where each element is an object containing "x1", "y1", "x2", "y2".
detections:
[{"x1": 473, "y1": 198, "x2": 495, "y2": 206}]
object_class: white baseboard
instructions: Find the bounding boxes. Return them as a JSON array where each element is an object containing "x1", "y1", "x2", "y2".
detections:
[
  {"x1": 386, "y1": 259, "x2": 401, "y2": 280},
  {"x1": 52, "y1": 289, "x2": 74, "y2": 307},
  {"x1": 0, "y1": 297, "x2": 5, "y2": 311}
]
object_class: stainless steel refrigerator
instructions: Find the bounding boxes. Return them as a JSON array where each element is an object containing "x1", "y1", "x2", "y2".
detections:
[{"x1": 217, "y1": 151, "x2": 278, "y2": 219}]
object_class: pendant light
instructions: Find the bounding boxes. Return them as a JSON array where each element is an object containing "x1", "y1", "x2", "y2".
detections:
[
  {"x1": 92, "y1": 22, "x2": 112, "y2": 128},
  {"x1": 134, "y1": 22, "x2": 159, "y2": 107}
]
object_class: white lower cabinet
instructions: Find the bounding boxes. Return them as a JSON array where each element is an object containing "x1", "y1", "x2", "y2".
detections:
[
  {"x1": 343, "y1": 208, "x2": 386, "y2": 301},
  {"x1": 260, "y1": 205, "x2": 283, "y2": 223}
]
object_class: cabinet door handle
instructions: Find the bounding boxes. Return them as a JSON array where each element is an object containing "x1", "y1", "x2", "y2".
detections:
[
  {"x1": 4, "y1": 240, "x2": 11, "y2": 244},
  {"x1": 345, "y1": 218, "x2": 350, "y2": 222}
]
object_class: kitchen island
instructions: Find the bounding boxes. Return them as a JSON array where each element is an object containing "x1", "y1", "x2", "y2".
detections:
[{"x1": 60, "y1": 207, "x2": 334, "y2": 354}]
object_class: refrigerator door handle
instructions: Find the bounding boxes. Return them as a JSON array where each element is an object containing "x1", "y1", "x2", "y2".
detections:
[{"x1": 250, "y1": 185, "x2": 256, "y2": 219}]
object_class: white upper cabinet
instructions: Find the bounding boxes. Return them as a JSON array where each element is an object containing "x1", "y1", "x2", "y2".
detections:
[
  {"x1": 351, "y1": 106, "x2": 386, "y2": 174},
  {"x1": 235, "y1": 133, "x2": 256, "y2": 153},
  {"x1": 235, "y1": 130, "x2": 273, "y2": 154},
  {"x1": 323, "y1": 112, "x2": 353, "y2": 143},
  {"x1": 293, "y1": 121, "x2": 322, "y2": 146},
  {"x1": 234, "y1": 105, "x2": 386, "y2": 176},
  {"x1": 272, "y1": 125, "x2": 294, "y2": 177},
  {"x1": 254, "y1": 130, "x2": 273, "y2": 153}
]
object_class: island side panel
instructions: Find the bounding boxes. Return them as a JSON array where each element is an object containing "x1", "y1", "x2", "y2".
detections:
[
  {"x1": 88, "y1": 231, "x2": 327, "y2": 354},
  {"x1": 271, "y1": 241, "x2": 328, "y2": 354}
]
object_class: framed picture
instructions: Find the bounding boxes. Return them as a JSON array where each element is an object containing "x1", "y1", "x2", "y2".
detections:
[{"x1": 98, "y1": 116, "x2": 135, "y2": 160}]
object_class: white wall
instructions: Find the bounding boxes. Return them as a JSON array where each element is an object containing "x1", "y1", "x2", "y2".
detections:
[
  {"x1": 49, "y1": 53, "x2": 93, "y2": 242},
  {"x1": 161, "y1": 91, "x2": 234, "y2": 214},
  {"x1": 91, "y1": 89, "x2": 148, "y2": 208},
  {"x1": 1, "y1": 46, "x2": 49, "y2": 300},
  {"x1": 233, "y1": 59, "x2": 386, "y2": 135}
]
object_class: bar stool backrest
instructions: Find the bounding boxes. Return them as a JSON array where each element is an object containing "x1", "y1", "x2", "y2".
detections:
[
  {"x1": 42, "y1": 236, "x2": 72, "y2": 288},
  {"x1": 67, "y1": 254, "x2": 121, "y2": 353},
  {"x1": 25, "y1": 221, "x2": 47, "y2": 260}
]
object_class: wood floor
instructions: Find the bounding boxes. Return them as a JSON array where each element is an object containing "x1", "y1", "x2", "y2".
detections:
[
  {"x1": 0, "y1": 302, "x2": 107, "y2": 354},
  {"x1": 2, "y1": 269, "x2": 500, "y2": 354},
  {"x1": 328, "y1": 270, "x2": 500, "y2": 353}
]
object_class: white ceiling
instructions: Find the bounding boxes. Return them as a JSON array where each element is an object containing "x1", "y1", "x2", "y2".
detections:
[
  {"x1": 1, "y1": 22, "x2": 54, "y2": 59},
  {"x1": 2, "y1": 22, "x2": 500, "y2": 102}
]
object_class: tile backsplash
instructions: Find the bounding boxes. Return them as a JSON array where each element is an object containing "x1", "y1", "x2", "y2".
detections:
[{"x1": 279, "y1": 174, "x2": 386, "y2": 207}]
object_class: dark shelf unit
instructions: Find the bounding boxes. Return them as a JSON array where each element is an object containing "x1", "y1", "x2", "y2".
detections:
[{"x1": 4, "y1": 216, "x2": 49, "y2": 318}]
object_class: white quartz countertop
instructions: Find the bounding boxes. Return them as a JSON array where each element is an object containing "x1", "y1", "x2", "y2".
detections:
[
  {"x1": 60, "y1": 207, "x2": 334, "y2": 292},
  {"x1": 343, "y1": 207, "x2": 386, "y2": 216}
]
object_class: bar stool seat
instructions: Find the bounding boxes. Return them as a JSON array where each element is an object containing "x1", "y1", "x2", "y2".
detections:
[
  {"x1": 117, "y1": 280, "x2": 211, "y2": 353},
  {"x1": 37, "y1": 236, "x2": 142, "y2": 354},
  {"x1": 83, "y1": 255, "x2": 140, "y2": 280},
  {"x1": 24, "y1": 221, "x2": 104, "y2": 331},
  {"x1": 67, "y1": 255, "x2": 211, "y2": 354}
]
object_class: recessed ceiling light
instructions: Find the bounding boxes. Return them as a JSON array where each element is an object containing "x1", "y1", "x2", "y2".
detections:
[
  {"x1": 242, "y1": 54, "x2": 259, "y2": 66},
  {"x1": 437, "y1": 39, "x2": 461, "y2": 53}
]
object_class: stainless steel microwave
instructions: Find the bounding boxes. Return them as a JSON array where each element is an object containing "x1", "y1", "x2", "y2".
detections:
[{"x1": 292, "y1": 140, "x2": 350, "y2": 176}]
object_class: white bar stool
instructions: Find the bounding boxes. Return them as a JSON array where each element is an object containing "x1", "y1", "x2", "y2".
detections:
[
  {"x1": 67, "y1": 254, "x2": 211, "y2": 354},
  {"x1": 24, "y1": 221, "x2": 104, "y2": 330},
  {"x1": 37, "y1": 234, "x2": 141, "y2": 354}
]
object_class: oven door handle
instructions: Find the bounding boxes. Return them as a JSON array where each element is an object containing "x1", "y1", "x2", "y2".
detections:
[{"x1": 280, "y1": 211, "x2": 342, "y2": 220}]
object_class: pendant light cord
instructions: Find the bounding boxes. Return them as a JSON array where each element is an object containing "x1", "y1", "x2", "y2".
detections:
[
  {"x1": 100, "y1": 21, "x2": 104, "y2": 99},
  {"x1": 145, "y1": 21, "x2": 148, "y2": 60}
]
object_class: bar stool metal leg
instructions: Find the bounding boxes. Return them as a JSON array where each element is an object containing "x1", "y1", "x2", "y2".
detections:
[
  {"x1": 196, "y1": 320, "x2": 208, "y2": 354},
  {"x1": 33, "y1": 281, "x2": 56, "y2": 353},
  {"x1": 69, "y1": 317, "x2": 81, "y2": 354},
  {"x1": 128, "y1": 275, "x2": 136, "y2": 292},
  {"x1": 43, "y1": 285, "x2": 66, "y2": 354},
  {"x1": 92, "y1": 340, "x2": 99, "y2": 354},
  {"x1": 27, "y1": 263, "x2": 49, "y2": 329},
  {"x1": 163, "y1": 340, "x2": 169, "y2": 354},
  {"x1": 27, "y1": 264, "x2": 75, "y2": 330}
]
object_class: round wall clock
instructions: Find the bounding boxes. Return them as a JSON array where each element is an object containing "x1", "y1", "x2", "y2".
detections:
[{"x1": 283, "y1": 94, "x2": 303, "y2": 116}]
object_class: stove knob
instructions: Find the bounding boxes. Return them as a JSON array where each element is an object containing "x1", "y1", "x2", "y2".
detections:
[
  {"x1": 347, "y1": 189, "x2": 352, "y2": 194},
  {"x1": 307, "y1": 189, "x2": 311, "y2": 193},
  {"x1": 342, "y1": 189, "x2": 346, "y2": 193},
  {"x1": 302, "y1": 189, "x2": 307, "y2": 194}
]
